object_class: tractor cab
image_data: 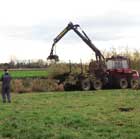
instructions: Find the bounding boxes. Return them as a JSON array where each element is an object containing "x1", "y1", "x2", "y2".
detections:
[
  {"x1": 106, "y1": 56, "x2": 130, "y2": 70},
  {"x1": 106, "y1": 55, "x2": 139, "y2": 89}
]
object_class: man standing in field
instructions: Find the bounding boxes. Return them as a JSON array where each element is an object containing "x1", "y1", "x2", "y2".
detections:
[{"x1": 1, "y1": 69, "x2": 12, "y2": 103}]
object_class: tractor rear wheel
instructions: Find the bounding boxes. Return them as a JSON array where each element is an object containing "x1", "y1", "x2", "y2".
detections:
[
  {"x1": 81, "y1": 78, "x2": 91, "y2": 91},
  {"x1": 92, "y1": 79, "x2": 103, "y2": 90},
  {"x1": 118, "y1": 78, "x2": 128, "y2": 89},
  {"x1": 130, "y1": 78, "x2": 139, "y2": 89}
]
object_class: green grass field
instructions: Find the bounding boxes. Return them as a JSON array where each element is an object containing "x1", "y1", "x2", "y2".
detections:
[
  {"x1": 0, "y1": 90, "x2": 140, "y2": 139},
  {"x1": 0, "y1": 69, "x2": 48, "y2": 78}
]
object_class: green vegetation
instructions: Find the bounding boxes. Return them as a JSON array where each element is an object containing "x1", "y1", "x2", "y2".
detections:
[
  {"x1": 0, "y1": 63, "x2": 84, "y2": 79},
  {"x1": 0, "y1": 70, "x2": 48, "y2": 78},
  {"x1": 0, "y1": 90, "x2": 140, "y2": 139},
  {"x1": 10, "y1": 78, "x2": 60, "y2": 93}
]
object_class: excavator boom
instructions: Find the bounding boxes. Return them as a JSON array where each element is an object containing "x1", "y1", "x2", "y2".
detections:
[{"x1": 47, "y1": 22, "x2": 104, "y2": 62}]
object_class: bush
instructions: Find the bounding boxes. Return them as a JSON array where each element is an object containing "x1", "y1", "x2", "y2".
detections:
[
  {"x1": 31, "y1": 79, "x2": 59, "y2": 92},
  {"x1": 47, "y1": 63, "x2": 70, "y2": 78},
  {"x1": 11, "y1": 79, "x2": 32, "y2": 93},
  {"x1": 10, "y1": 78, "x2": 63, "y2": 93},
  {"x1": 47, "y1": 63, "x2": 87, "y2": 78},
  {"x1": 11, "y1": 79, "x2": 24, "y2": 93}
]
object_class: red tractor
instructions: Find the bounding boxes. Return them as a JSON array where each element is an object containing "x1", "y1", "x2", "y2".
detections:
[
  {"x1": 106, "y1": 55, "x2": 139, "y2": 89},
  {"x1": 47, "y1": 22, "x2": 139, "y2": 90}
]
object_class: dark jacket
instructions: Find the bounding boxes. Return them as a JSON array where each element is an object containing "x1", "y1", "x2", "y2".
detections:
[{"x1": 1, "y1": 73, "x2": 11, "y2": 88}]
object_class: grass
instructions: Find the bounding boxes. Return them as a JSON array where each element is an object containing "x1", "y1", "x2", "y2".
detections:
[
  {"x1": 0, "y1": 90, "x2": 140, "y2": 139},
  {"x1": 0, "y1": 69, "x2": 48, "y2": 78}
]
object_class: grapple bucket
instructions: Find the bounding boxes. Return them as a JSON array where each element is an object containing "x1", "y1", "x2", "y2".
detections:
[{"x1": 47, "y1": 54, "x2": 59, "y2": 62}]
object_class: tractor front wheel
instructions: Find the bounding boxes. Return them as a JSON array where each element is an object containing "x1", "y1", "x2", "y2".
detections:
[
  {"x1": 118, "y1": 78, "x2": 128, "y2": 89},
  {"x1": 130, "y1": 78, "x2": 139, "y2": 89}
]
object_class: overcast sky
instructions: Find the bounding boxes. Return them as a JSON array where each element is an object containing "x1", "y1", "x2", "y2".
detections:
[{"x1": 0, "y1": 0, "x2": 140, "y2": 63}]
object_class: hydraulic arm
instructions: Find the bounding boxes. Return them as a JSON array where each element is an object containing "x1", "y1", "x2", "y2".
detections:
[{"x1": 47, "y1": 22, "x2": 104, "y2": 62}]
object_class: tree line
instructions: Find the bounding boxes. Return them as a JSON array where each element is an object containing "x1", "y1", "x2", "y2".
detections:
[
  {"x1": 0, "y1": 48, "x2": 140, "y2": 70},
  {"x1": 0, "y1": 59, "x2": 48, "y2": 69}
]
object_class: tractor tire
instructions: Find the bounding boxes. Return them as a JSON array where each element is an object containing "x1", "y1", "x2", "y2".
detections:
[
  {"x1": 80, "y1": 78, "x2": 91, "y2": 91},
  {"x1": 92, "y1": 79, "x2": 103, "y2": 90},
  {"x1": 130, "y1": 79, "x2": 139, "y2": 89},
  {"x1": 118, "y1": 78, "x2": 128, "y2": 89}
]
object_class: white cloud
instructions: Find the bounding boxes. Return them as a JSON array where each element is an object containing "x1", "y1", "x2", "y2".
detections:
[{"x1": 0, "y1": 0, "x2": 140, "y2": 62}]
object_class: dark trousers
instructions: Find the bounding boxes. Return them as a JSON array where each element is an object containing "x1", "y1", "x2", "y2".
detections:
[{"x1": 2, "y1": 86, "x2": 11, "y2": 103}]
